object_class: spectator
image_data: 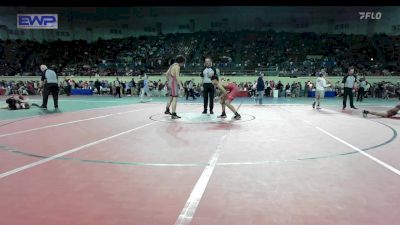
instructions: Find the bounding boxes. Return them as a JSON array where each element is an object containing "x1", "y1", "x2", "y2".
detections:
[
  {"x1": 256, "y1": 73, "x2": 265, "y2": 104},
  {"x1": 95, "y1": 79, "x2": 101, "y2": 96},
  {"x1": 114, "y1": 77, "x2": 121, "y2": 98},
  {"x1": 357, "y1": 77, "x2": 367, "y2": 102}
]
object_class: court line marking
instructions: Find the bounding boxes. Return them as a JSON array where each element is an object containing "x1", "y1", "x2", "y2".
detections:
[
  {"x1": 0, "y1": 101, "x2": 200, "y2": 136},
  {"x1": 315, "y1": 126, "x2": 400, "y2": 176},
  {"x1": 0, "y1": 108, "x2": 148, "y2": 138},
  {"x1": 0, "y1": 101, "x2": 148, "y2": 125},
  {"x1": 174, "y1": 104, "x2": 239, "y2": 225},
  {"x1": 1, "y1": 105, "x2": 397, "y2": 169},
  {"x1": 280, "y1": 105, "x2": 400, "y2": 176},
  {"x1": 149, "y1": 113, "x2": 255, "y2": 124},
  {"x1": 0, "y1": 105, "x2": 204, "y2": 179},
  {"x1": 0, "y1": 121, "x2": 159, "y2": 179},
  {"x1": 174, "y1": 132, "x2": 229, "y2": 225},
  {"x1": 3, "y1": 119, "x2": 396, "y2": 167},
  {"x1": 29, "y1": 99, "x2": 127, "y2": 103},
  {"x1": 27, "y1": 99, "x2": 194, "y2": 104},
  {"x1": 0, "y1": 114, "x2": 397, "y2": 167}
]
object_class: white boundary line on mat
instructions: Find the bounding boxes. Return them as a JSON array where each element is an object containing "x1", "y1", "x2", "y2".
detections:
[
  {"x1": 0, "y1": 121, "x2": 158, "y2": 179},
  {"x1": 0, "y1": 108, "x2": 147, "y2": 138}
]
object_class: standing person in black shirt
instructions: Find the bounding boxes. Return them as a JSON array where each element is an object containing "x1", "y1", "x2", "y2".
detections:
[
  {"x1": 95, "y1": 79, "x2": 101, "y2": 96},
  {"x1": 64, "y1": 77, "x2": 72, "y2": 96},
  {"x1": 256, "y1": 74, "x2": 265, "y2": 104},
  {"x1": 114, "y1": 77, "x2": 121, "y2": 98},
  {"x1": 276, "y1": 81, "x2": 283, "y2": 97}
]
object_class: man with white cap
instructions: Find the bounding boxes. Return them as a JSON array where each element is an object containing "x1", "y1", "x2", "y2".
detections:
[{"x1": 39, "y1": 64, "x2": 59, "y2": 110}]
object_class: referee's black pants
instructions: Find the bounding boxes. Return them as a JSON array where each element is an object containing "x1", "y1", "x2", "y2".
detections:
[
  {"x1": 343, "y1": 87, "x2": 355, "y2": 108},
  {"x1": 203, "y1": 83, "x2": 215, "y2": 112},
  {"x1": 115, "y1": 87, "x2": 121, "y2": 98},
  {"x1": 42, "y1": 83, "x2": 59, "y2": 108}
]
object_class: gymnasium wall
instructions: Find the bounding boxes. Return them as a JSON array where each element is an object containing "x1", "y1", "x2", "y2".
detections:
[{"x1": 1, "y1": 7, "x2": 400, "y2": 42}]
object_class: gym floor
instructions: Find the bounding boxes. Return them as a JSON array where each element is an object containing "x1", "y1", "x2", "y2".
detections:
[{"x1": 0, "y1": 95, "x2": 399, "y2": 225}]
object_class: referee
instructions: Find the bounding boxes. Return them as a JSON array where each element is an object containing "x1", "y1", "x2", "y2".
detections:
[
  {"x1": 342, "y1": 66, "x2": 358, "y2": 110},
  {"x1": 200, "y1": 57, "x2": 219, "y2": 114},
  {"x1": 39, "y1": 64, "x2": 59, "y2": 110}
]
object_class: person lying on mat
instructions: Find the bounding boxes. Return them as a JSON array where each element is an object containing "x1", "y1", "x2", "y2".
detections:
[
  {"x1": 211, "y1": 75, "x2": 241, "y2": 120},
  {"x1": 3, "y1": 94, "x2": 35, "y2": 110},
  {"x1": 363, "y1": 103, "x2": 400, "y2": 118}
]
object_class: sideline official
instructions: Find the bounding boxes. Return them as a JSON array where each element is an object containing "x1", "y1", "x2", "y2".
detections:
[
  {"x1": 39, "y1": 64, "x2": 59, "y2": 110},
  {"x1": 200, "y1": 57, "x2": 219, "y2": 114},
  {"x1": 342, "y1": 66, "x2": 358, "y2": 110}
]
